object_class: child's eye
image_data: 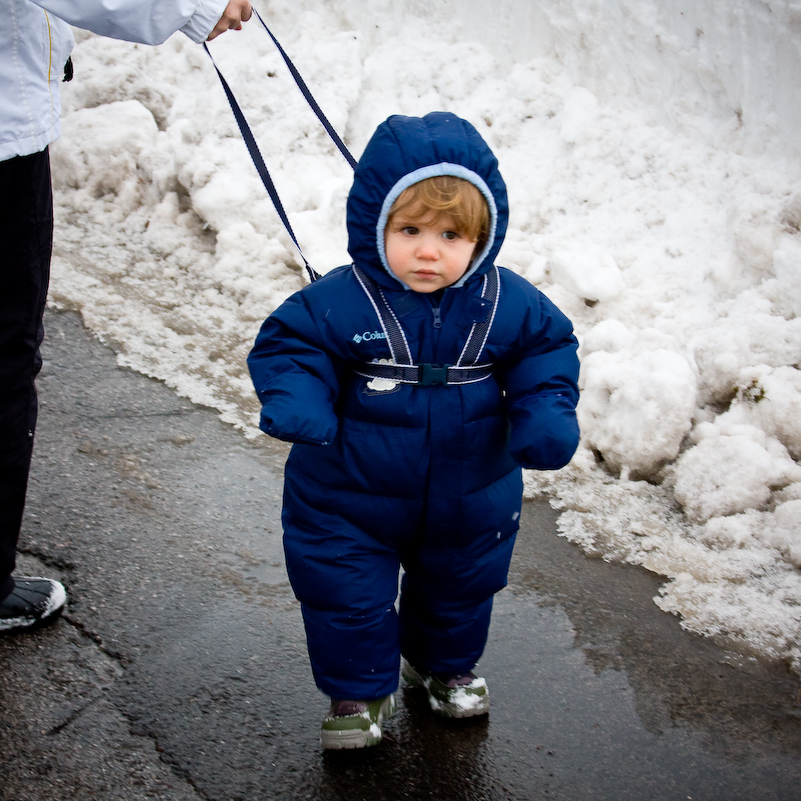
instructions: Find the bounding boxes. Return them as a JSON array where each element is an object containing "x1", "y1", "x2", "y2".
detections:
[
  {"x1": 401, "y1": 226, "x2": 419, "y2": 236},
  {"x1": 442, "y1": 230, "x2": 460, "y2": 241}
]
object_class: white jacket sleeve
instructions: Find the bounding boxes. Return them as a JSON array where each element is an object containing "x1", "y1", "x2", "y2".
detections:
[{"x1": 28, "y1": 0, "x2": 228, "y2": 44}]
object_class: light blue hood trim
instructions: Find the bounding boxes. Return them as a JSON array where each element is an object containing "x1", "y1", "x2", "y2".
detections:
[{"x1": 376, "y1": 163, "x2": 498, "y2": 290}]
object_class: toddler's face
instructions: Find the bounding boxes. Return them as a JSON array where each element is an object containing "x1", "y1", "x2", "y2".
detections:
[{"x1": 384, "y1": 214, "x2": 477, "y2": 293}]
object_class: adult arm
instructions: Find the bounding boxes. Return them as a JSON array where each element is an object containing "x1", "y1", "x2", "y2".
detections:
[{"x1": 28, "y1": 0, "x2": 252, "y2": 44}]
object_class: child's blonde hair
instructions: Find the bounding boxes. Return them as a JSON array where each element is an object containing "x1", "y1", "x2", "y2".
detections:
[{"x1": 387, "y1": 176, "x2": 490, "y2": 251}]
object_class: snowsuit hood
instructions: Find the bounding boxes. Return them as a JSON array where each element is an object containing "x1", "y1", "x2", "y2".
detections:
[{"x1": 346, "y1": 112, "x2": 509, "y2": 289}]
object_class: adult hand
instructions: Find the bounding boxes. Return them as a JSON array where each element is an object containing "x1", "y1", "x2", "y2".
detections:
[{"x1": 207, "y1": 0, "x2": 253, "y2": 40}]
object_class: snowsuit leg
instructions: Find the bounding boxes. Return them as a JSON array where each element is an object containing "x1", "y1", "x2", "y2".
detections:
[
  {"x1": 399, "y1": 523, "x2": 518, "y2": 676},
  {"x1": 282, "y1": 486, "x2": 421, "y2": 700}
]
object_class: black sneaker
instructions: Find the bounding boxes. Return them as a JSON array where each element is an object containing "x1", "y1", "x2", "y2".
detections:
[{"x1": 0, "y1": 577, "x2": 67, "y2": 634}]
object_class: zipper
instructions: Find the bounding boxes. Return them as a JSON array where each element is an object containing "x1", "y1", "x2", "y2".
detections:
[{"x1": 429, "y1": 293, "x2": 443, "y2": 328}]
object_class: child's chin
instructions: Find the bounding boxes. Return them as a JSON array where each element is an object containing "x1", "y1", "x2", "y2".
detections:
[{"x1": 408, "y1": 277, "x2": 443, "y2": 292}]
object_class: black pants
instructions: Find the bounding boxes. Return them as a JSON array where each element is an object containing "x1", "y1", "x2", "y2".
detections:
[{"x1": 0, "y1": 148, "x2": 53, "y2": 601}]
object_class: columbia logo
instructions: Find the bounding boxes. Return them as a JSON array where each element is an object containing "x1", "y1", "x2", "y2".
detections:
[{"x1": 352, "y1": 331, "x2": 387, "y2": 344}]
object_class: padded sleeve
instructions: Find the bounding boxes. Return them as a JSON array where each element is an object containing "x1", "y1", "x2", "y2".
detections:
[
  {"x1": 247, "y1": 290, "x2": 341, "y2": 446},
  {"x1": 500, "y1": 287, "x2": 580, "y2": 470}
]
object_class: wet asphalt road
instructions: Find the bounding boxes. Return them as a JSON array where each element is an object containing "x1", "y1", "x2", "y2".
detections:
[{"x1": 1, "y1": 309, "x2": 801, "y2": 801}]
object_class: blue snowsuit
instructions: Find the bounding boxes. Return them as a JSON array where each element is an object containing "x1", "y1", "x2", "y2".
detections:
[{"x1": 248, "y1": 112, "x2": 580, "y2": 701}]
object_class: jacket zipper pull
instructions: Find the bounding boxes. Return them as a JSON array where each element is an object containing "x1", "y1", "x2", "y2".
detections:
[{"x1": 432, "y1": 307, "x2": 442, "y2": 328}]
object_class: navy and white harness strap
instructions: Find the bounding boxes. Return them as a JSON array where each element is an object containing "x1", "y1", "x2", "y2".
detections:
[
  {"x1": 353, "y1": 361, "x2": 493, "y2": 387},
  {"x1": 352, "y1": 265, "x2": 500, "y2": 387},
  {"x1": 353, "y1": 266, "x2": 413, "y2": 365}
]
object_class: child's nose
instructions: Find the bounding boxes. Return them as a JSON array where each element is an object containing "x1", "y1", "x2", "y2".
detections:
[{"x1": 416, "y1": 234, "x2": 440, "y2": 259}]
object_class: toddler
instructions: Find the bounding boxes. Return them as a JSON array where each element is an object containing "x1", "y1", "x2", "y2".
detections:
[{"x1": 248, "y1": 111, "x2": 580, "y2": 749}]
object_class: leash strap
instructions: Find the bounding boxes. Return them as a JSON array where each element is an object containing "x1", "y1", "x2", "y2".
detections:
[
  {"x1": 203, "y1": 42, "x2": 320, "y2": 283},
  {"x1": 253, "y1": 10, "x2": 358, "y2": 171},
  {"x1": 204, "y1": 14, "x2": 359, "y2": 283}
]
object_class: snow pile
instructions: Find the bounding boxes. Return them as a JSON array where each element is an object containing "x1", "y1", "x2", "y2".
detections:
[{"x1": 48, "y1": 0, "x2": 801, "y2": 671}]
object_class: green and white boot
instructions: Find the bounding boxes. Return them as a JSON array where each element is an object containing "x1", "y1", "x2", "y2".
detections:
[
  {"x1": 320, "y1": 694, "x2": 397, "y2": 750},
  {"x1": 402, "y1": 659, "x2": 490, "y2": 718}
]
